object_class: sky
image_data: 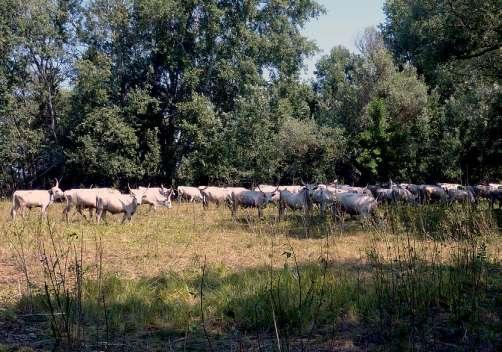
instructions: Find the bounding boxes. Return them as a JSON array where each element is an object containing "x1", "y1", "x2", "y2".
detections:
[{"x1": 301, "y1": 0, "x2": 386, "y2": 79}]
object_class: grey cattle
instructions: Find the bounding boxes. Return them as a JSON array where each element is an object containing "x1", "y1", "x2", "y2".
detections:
[
  {"x1": 253, "y1": 185, "x2": 280, "y2": 203},
  {"x1": 391, "y1": 187, "x2": 416, "y2": 203},
  {"x1": 199, "y1": 186, "x2": 248, "y2": 209},
  {"x1": 177, "y1": 186, "x2": 204, "y2": 203},
  {"x1": 11, "y1": 180, "x2": 64, "y2": 220},
  {"x1": 447, "y1": 188, "x2": 475, "y2": 203},
  {"x1": 418, "y1": 185, "x2": 447, "y2": 203},
  {"x1": 95, "y1": 191, "x2": 146, "y2": 224},
  {"x1": 374, "y1": 188, "x2": 394, "y2": 203},
  {"x1": 312, "y1": 186, "x2": 335, "y2": 216},
  {"x1": 278, "y1": 184, "x2": 317, "y2": 219},
  {"x1": 333, "y1": 192, "x2": 377, "y2": 217},
  {"x1": 231, "y1": 186, "x2": 278, "y2": 218},
  {"x1": 138, "y1": 186, "x2": 174, "y2": 210},
  {"x1": 63, "y1": 187, "x2": 120, "y2": 222}
]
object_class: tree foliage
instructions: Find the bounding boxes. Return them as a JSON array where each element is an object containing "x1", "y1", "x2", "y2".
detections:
[{"x1": 0, "y1": 0, "x2": 500, "y2": 193}]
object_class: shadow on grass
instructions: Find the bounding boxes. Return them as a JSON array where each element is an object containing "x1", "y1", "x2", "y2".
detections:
[
  {"x1": 4, "y1": 252, "x2": 501, "y2": 352},
  {"x1": 217, "y1": 209, "x2": 367, "y2": 240}
]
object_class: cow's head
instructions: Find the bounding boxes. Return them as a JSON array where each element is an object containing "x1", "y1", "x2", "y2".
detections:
[
  {"x1": 49, "y1": 178, "x2": 64, "y2": 200},
  {"x1": 258, "y1": 185, "x2": 279, "y2": 205},
  {"x1": 129, "y1": 185, "x2": 147, "y2": 204}
]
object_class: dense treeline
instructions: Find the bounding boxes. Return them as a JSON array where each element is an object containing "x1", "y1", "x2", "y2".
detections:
[{"x1": 0, "y1": 0, "x2": 500, "y2": 193}]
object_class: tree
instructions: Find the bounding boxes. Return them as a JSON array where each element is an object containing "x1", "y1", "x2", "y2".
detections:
[
  {"x1": 74, "y1": 0, "x2": 324, "y2": 182},
  {"x1": 382, "y1": 0, "x2": 502, "y2": 182}
]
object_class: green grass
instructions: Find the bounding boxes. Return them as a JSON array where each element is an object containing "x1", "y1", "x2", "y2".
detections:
[{"x1": 0, "y1": 200, "x2": 501, "y2": 351}]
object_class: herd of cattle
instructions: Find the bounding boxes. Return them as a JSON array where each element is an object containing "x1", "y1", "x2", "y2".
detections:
[{"x1": 8, "y1": 180, "x2": 502, "y2": 223}]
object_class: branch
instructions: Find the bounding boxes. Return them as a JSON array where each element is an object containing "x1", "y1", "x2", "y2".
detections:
[{"x1": 455, "y1": 44, "x2": 501, "y2": 60}]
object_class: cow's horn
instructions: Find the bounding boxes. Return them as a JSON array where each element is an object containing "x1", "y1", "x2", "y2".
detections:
[{"x1": 54, "y1": 178, "x2": 59, "y2": 187}]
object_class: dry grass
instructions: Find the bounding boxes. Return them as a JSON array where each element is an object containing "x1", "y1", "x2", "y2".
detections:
[
  {"x1": 0, "y1": 200, "x2": 500, "y2": 351},
  {"x1": 0, "y1": 201, "x2": 372, "y2": 298}
]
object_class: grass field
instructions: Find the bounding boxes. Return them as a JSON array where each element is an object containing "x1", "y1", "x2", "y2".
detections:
[{"x1": 0, "y1": 200, "x2": 501, "y2": 351}]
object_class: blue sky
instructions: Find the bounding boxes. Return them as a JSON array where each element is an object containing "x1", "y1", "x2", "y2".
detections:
[{"x1": 301, "y1": 0, "x2": 386, "y2": 79}]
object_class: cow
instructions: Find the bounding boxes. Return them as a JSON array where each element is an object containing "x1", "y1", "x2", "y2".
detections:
[
  {"x1": 253, "y1": 185, "x2": 280, "y2": 203},
  {"x1": 400, "y1": 183, "x2": 421, "y2": 197},
  {"x1": 231, "y1": 186, "x2": 279, "y2": 218},
  {"x1": 11, "y1": 179, "x2": 65, "y2": 220},
  {"x1": 417, "y1": 185, "x2": 447, "y2": 203},
  {"x1": 177, "y1": 186, "x2": 204, "y2": 203},
  {"x1": 251, "y1": 185, "x2": 303, "y2": 203},
  {"x1": 63, "y1": 187, "x2": 120, "y2": 222},
  {"x1": 391, "y1": 186, "x2": 416, "y2": 203},
  {"x1": 278, "y1": 184, "x2": 317, "y2": 219},
  {"x1": 332, "y1": 192, "x2": 377, "y2": 217},
  {"x1": 95, "y1": 190, "x2": 146, "y2": 224},
  {"x1": 374, "y1": 188, "x2": 394, "y2": 203},
  {"x1": 447, "y1": 188, "x2": 475, "y2": 203},
  {"x1": 312, "y1": 186, "x2": 335, "y2": 216},
  {"x1": 138, "y1": 185, "x2": 174, "y2": 210},
  {"x1": 199, "y1": 186, "x2": 248, "y2": 209}
]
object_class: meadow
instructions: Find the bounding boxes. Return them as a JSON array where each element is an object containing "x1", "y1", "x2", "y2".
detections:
[{"x1": 0, "y1": 201, "x2": 500, "y2": 351}]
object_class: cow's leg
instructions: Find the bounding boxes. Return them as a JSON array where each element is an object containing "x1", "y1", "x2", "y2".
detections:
[
  {"x1": 10, "y1": 206, "x2": 16, "y2": 220},
  {"x1": 258, "y1": 207, "x2": 263, "y2": 219},
  {"x1": 96, "y1": 209, "x2": 103, "y2": 224},
  {"x1": 278, "y1": 202, "x2": 284, "y2": 220},
  {"x1": 41, "y1": 205, "x2": 48, "y2": 219},
  {"x1": 121, "y1": 213, "x2": 128, "y2": 224},
  {"x1": 63, "y1": 202, "x2": 71, "y2": 223}
]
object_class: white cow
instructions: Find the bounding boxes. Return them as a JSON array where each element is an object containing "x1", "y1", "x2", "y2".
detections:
[
  {"x1": 95, "y1": 190, "x2": 146, "y2": 224},
  {"x1": 137, "y1": 185, "x2": 174, "y2": 210},
  {"x1": 278, "y1": 184, "x2": 317, "y2": 219},
  {"x1": 231, "y1": 186, "x2": 278, "y2": 218},
  {"x1": 252, "y1": 185, "x2": 303, "y2": 203},
  {"x1": 177, "y1": 186, "x2": 204, "y2": 203},
  {"x1": 11, "y1": 180, "x2": 65, "y2": 220},
  {"x1": 333, "y1": 192, "x2": 377, "y2": 217},
  {"x1": 63, "y1": 188, "x2": 120, "y2": 222},
  {"x1": 312, "y1": 186, "x2": 335, "y2": 216},
  {"x1": 199, "y1": 186, "x2": 248, "y2": 209}
]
